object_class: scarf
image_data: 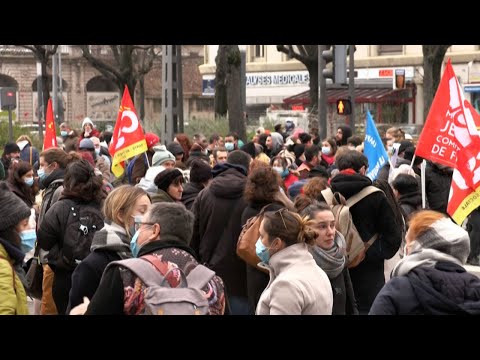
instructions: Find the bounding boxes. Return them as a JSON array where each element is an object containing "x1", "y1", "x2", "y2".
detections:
[
  {"x1": 90, "y1": 222, "x2": 131, "y2": 259},
  {"x1": 392, "y1": 217, "x2": 470, "y2": 277},
  {"x1": 309, "y1": 231, "x2": 346, "y2": 279}
]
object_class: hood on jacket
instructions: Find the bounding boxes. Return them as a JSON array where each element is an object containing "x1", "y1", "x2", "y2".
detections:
[
  {"x1": 330, "y1": 173, "x2": 372, "y2": 199},
  {"x1": 209, "y1": 167, "x2": 246, "y2": 199}
]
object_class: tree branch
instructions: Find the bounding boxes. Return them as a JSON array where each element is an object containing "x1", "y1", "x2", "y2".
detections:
[{"x1": 80, "y1": 45, "x2": 123, "y2": 79}]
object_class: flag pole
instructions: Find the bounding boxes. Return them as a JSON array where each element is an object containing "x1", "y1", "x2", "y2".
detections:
[
  {"x1": 144, "y1": 152, "x2": 150, "y2": 168},
  {"x1": 421, "y1": 160, "x2": 427, "y2": 209},
  {"x1": 409, "y1": 154, "x2": 416, "y2": 169}
]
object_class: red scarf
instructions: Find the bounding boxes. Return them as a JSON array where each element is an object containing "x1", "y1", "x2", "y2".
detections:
[{"x1": 339, "y1": 168, "x2": 357, "y2": 176}]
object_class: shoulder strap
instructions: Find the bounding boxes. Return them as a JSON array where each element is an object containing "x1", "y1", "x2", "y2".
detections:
[
  {"x1": 346, "y1": 186, "x2": 383, "y2": 208},
  {"x1": 29, "y1": 147, "x2": 33, "y2": 166},
  {"x1": 112, "y1": 258, "x2": 165, "y2": 288},
  {"x1": 321, "y1": 187, "x2": 335, "y2": 205},
  {"x1": 185, "y1": 264, "x2": 215, "y2": 290}
]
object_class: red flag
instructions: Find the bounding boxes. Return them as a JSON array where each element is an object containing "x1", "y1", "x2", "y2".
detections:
[
  {"x1": 43, "y1": 99, "x2": 58, "y2": 151},
  {"x1": 109, "y1": 86, "x2": 148, "y2": 178}
]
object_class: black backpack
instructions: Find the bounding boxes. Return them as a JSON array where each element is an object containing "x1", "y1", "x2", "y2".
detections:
[{"x1": 61, "y1": 200, "x2": 104, "y2": 270}]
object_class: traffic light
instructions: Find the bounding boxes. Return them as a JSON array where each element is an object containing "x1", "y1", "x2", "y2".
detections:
[
  {"x1": 0, "y1": 87, "x2": 17, "y2": 110},
  {"x1": 336, "y1": 99, "x2": 352, "y2": 115},
  {"x1": 322, "y1": 45, "x2": 347, "y2": 84}
]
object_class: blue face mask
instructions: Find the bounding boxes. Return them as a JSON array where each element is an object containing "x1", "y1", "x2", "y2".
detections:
[
  {"x1": 24, "y1": 177, "x2": 34, "y2": 187},
  {"x1": 255, "y1": 238, "x2": 271, "y2": 264},
  {"x1": 95, "y1": 148, "x2": 101, "y2": 156},
  {"x1": 37, "y1": 168, "x2": 46, "y2": 180},
  {"x1": 321, "y1": 146, "x2": 331, "y2": 156},
  {"x1": 20, "y1": 229, "x2": 36, "y2": 253},
  {"x1": 281, "y1": 168, "x2": 289, "y2": 179},
  {"x1": 60, "y1": 130, "x2": 68, "y2": 137},
  {"x1": 225, "y1": 142, "x2": 234, "y2": 151},
  {"x1": 130, "y1": 231, "x2": 141, "y2": 257}
]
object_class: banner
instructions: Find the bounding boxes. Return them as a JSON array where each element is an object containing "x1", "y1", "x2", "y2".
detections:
[
  {"x1": 43, "y1": 99, "x2": 58, "y2": 151},
  {"x1": 109, "y1": 86, "x2": 147, "y2": 178},
  {"x1": 364, "y1": 110, "x2": 389, "y2": 181}
]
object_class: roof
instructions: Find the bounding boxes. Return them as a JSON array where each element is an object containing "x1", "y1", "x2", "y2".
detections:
[{"x1": 283, "y1": 86, "x2": 412, "y2": 106}]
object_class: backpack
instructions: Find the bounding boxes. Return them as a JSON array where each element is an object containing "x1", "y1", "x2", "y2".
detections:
[
  {"x1": 127, "y1": 154, "x2": 148, "y2": 184},
  {"x1": 321, "y1": 186, "x2": 383, "y2": 268},
  {"x1": 110, "y1": 255, "x2": 216, "y2": 315},
  {"x1": 61, "y1": 201, "x2": 104, "y2": 270}
]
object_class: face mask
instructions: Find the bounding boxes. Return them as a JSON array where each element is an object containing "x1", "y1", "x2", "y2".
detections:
[
  {"x1": 130, "y1": 231, "x2": 141, "y2": 258},
  {"x1": 255, "y1": 238, "x2": 271, "y2": 264},
  {"x1": 24, "y1": 177, "x2": 34, "y2": 187},
  {"x1": 20, "y1": 229, "x2": 36, "y2": 253},
  {"x1": 225, "y1": 142, "x2": 234, "y2": 151},
  {"x1": 37, "y1": 168, "x2": 46, "y2": 180},
  {"x1": 321, "y1": 146, "x2": 331, "y2": 156},
  {"x1": 60, "y1": 130, "x2": 68, "y2": 137},
  {"x1": 95, "y1": 148, "x2": 101, "y2": 156},
  {"x1": 281, "y1": 168, "x2": 289, "y2": 178},
  {"x1": 273, "y1": 166, "x2": 284, "y2": 175}
]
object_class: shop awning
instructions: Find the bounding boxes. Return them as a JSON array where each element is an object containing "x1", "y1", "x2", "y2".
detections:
[{"x1": 283, "y1": 86, "x2": 413, "y2": 106}]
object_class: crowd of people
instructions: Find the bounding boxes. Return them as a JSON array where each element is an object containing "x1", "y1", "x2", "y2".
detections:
[{"x1": 1, "y1": 116, "x2": 480, "y2": 315}]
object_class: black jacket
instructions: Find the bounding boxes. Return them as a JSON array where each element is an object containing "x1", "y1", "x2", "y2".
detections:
[
  {"x1": 181, "y1": 182, "x2": 204, "y2": 211},
  {"x1": 425, "y1": 161, "x2": 453, "y2": 214},
  {"x1": 370, "y1": 262, "x2": 480, "y2": 315},
  {"x1": 191, "y1": 166, "x2": 248, "y2": 298},
  {"x1": 330, "y1": 173, "x2": 402, "y2": 313}
]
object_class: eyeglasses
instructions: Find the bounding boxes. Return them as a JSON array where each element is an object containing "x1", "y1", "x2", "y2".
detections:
[
  {"x1": 132, "y1": 215, "x2": 155, "y2": 232},
  {"x1": 273, "y1": 208, "x2": 288, "y2": 230}
]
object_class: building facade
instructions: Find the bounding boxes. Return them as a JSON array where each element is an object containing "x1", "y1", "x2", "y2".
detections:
[
  {"x1": 199, "y1": 45, "x2": 480, "y2": 128},
  {"x1": 0, "y1": 45, "x2": 208, "y2": 130}
]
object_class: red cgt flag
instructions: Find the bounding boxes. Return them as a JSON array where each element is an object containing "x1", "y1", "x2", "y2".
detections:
[
  {"x1": 43, "y1": 99, "x2": 58, "y2": 151},
  {"x1": 109, "y1": 86, "x2": 147, "y2": 178}
]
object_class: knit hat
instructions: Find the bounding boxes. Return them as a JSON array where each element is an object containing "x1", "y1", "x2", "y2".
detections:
[
  {"x1": 82, "y1": 117, "x2": 94, "y2": 128},
  {"x1": 0, "y1": 182, "x2": 31, "y2": 232},
  {"x1": 398, "y1": 140, "x2": 413, "y2": 156},
  {"x1": 167, "y1": 142, "x2": 184, "y2": 156},
  {"x1": 240, "y1": 142, "x2": 256, "y2": 159},
  {"x1": 152, "y1": 145, "x2": 176, "y2": 167},
  {"x1": 190, "y1": 159, "x2": 212, "y2": 184},
  {"x1": 145, "y1": 133, "x2": 160, "y2": 149},
  {"x1": 154, "y1": 168, "x2": 184, "y2": 192},
  {"x1": 4, "y1": 142, "x2": 20, "y2": 155},
  {"x1": 79, "y1": 138, "x2": 95, "y2": 150}
]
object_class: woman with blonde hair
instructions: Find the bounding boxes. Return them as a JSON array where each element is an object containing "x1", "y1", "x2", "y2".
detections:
[
  {"x1": 370, "y1": 210, "x2": 480, "y2": 315},
  {"x1": 67, "y1": 185, "x2": 151, "y2": 313},
  {"x1": 256, "y1": 209, "x2": 333, "y2": 315}
]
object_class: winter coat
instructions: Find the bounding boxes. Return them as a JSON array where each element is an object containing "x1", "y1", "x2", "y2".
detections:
[
  {"x1": 181, "y1": 182, "x2": 204, "y2": 211},
  {"x1": 369, "y1": 262, "x2": 480, "y2": 315},
  {"x1": 149, "y1": 189, "x2": 176, "y2": 204},
  {"x1": 19, "y1": 144, "x2": 40, "y2": 168},
  {"x1": 425, "y1": 161, "x2": 453, "y2": 214},
  {"x1": 241, "y1": 201, "x2": 284, "y2": 314},
  {"x1": 191, "y1": 165, "x2": 248, "y2": 298},
  {"x1": 66, "y1": 222, "x2": 131, "y2": 313},
  {"x1": 0, "y1": 240, "x2": 28, "y2": 315},
  {"x1": 7, "y1": 181, "x2": 35, "y2": 208},
  {"x1": 330, "y1": 173, "x2": 402, "y2": 314},
  {"x1": 398, "y1": 191, "x2": 422, "y2": 220},
  {"x1": 256, "y1": 243, "x2": 333, "y2": 315},
  {"x1": 37, "y1": 169, "x2": 65, "y2": 227},
  {"x1": 131, "y1": 150, "x2": 154, "y2": 184},
  {"x1": 85, "y1": 238, "x2": 226, "y2": 315}
]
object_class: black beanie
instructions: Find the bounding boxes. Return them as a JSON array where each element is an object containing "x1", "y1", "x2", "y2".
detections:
[
  {"x1": 190, "y1": 159, "x2": 212, "y2": 184},
  {"x1": 240, "y1": 142, "x2": 256, "y2": 159},
  {"x1": 167, "y1": 142, "x2": 184, "y2": 156},
  {"x1": 154, "y1": 168, "x2": 184, "y2": 192},
  {"x1": 0, "y1": 182, "x2": 31, "y2": 232},
  {"x1": 4, "y1": 142, "x2": 20, "y2": 155}
]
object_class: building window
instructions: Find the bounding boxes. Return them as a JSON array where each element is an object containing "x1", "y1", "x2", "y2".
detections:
[
  {"x1": 378, "y1": 45, "x2": 403, "y2": 55},
  {"x1": 250, "y1": 45, "x2": 265, "y2": 62}
]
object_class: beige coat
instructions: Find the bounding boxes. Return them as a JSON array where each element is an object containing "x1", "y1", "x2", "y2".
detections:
[{"x1": 256, "y1": 243, "x2": 333, "y2": 315}]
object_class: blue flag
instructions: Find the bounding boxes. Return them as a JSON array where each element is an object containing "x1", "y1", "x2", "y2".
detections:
[{"x1": 364, "y1": 111, "x2": 389, "y2": 181}]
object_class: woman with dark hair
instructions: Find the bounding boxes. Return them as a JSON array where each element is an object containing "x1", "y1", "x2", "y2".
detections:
[
  {"x1": 335, "y1": 125, "x2": 352, "y2": 147},
  {"x1": 0, "y1": 182, "x2": 34, "y2": 314},
  {"x1": 370, "y1": 210, "x2": 480, "y2": 315},
  {"x1": 37, "y1": 159, "x2": 106, "y2": 314},
  {"x1": 320, "y1": 137, "x2": 337, "y2": 168},
  {"x1": 241, "y1": 166, "x2": 285, "y2": 313},
  {"x1": 256, "y1": 209, "x2": 333, "y2": 315},
  {"x1": 152, "y1": 168, "x2": 185, "y2": 203},
  {"x1": 36, "y1": 148, "x2": 81, "y2": 315},
  {"x1": 7, "y1": 161, "x2": 39, "y2": 209},
  {"x1": 301, "y1": 202, "x2": 358, "y2": 315}
]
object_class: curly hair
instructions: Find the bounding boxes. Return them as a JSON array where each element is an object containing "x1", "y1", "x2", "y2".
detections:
[
  {"x1": 62, "y1": 159, "x2": 106, "y2": 204},
  {"x1": 174, "y1": 133, "x2": 192, "y2": 162},
  {"x1": 244, "y1": 165, "x2": 279, "y2": 204},
  {"x1": 303, "y1": 177, "x2": 329, "y2": 201}
]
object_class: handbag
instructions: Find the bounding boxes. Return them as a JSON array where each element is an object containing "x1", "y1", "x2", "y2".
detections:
[
  {"x1": 25, "y1": 243, "x2": 43, "y2": 300},
  {"x1": 237, "y1": 205, "x2": 277, "y2": 274}
]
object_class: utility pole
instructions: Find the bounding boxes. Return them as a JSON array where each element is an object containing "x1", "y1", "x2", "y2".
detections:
[
  {"x1": 36, "y1": 59, "x2": 44, "y2": 145},
  {"x1": 318, "y1": 45, "x2": 327, "y2": 140},
  {"x1": 161, "y1": 45, "x2": 183, "y2": 145},
  {"x1": 58, "y1": 49, "x2": 64, "y2": 124},
  {"x1": 52, "y1": 49, "x2": 58, "y2": 124},
  {"x1": 349, "y1": 45, "x2": 355, "y2": 134},
  {"x1": 239, "y1": 46, "x2": 247, "y2": 121},
  {"x1": 176, "y1": 45, "x2": 184, "y2": 133}
]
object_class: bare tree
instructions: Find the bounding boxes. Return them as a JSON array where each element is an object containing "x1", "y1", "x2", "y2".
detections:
[
  {"x1": 215, "y1": 45, "x2": 246, "y2": 141},
  {"x1": 79, "y1": 45, "x2": 160, "y2": 111},
  {"x1": 422, "y1": 45, "x2": 451, "y2": 119},
  {"x1": 19, "y1": 45, "x2": 58, "y2": 121},
  {"x1": 276, "y1": 45, "x2": 319, "y2": 110}
]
